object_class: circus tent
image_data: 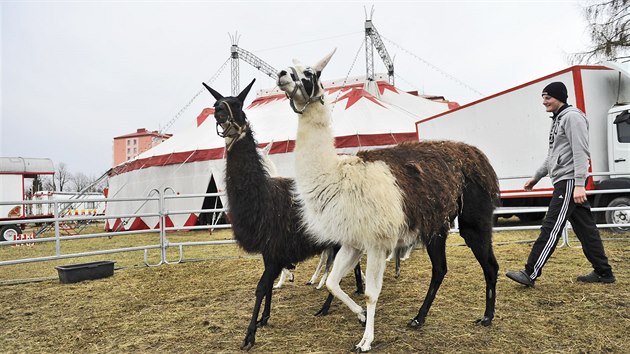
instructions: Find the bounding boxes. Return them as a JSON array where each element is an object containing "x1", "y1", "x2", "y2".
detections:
[{"x1": 105, "y1": 74, "x2": 456, "y2": 231}]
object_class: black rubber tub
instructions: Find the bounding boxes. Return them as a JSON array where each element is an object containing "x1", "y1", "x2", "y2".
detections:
[{"x1": 55, "y1": 261, "x2": 116, "y2": 284}]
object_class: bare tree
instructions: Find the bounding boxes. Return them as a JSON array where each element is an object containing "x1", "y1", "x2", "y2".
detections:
[
  {"x1": 54, "y1": 162, "x2": 71, "y2": 192},
  {"x1": 71, "y1": 172, "x2": 91, "y2": 192},
  {"x1": 41, "y1": 175, "x2": 55, "y2": 191},
  {"x1": 571, "y1": 0, "x2": 630, "y2": 63}
]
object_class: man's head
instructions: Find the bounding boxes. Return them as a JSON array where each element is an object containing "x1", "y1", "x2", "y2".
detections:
[{"x1": 542, "y1": 81, "x2": 568, "y2": 113}]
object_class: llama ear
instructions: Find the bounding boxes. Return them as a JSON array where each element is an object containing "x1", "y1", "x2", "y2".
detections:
[
  {"x1": 237, "y1": 78, "x2": 256, "y2": 103},
  {"x1": 292, "y1": 58, "x2": 303, "y2": 67},
  {"x1": 313, "y1": 48, "x2": 336, "y2": 74},
  {"x1": 202, "y1": 82, "x2": 223, "y2": 101}
]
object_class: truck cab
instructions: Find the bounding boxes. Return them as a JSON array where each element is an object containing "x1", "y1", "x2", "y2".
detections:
[{"x1": 593, "y1": 105, "x2": 630, "y2": 229}]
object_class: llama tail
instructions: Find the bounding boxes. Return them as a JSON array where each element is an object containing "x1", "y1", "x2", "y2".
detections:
[{"x1": 466, "y1": 147, "x2": 501, "y2": 207}]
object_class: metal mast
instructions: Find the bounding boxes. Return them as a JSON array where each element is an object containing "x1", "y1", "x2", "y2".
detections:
[
  {"x1": 230, "y1": 33, "x2": 241, "y2": 96},
  {"x1": 230, "y1": 33, "x2": 278, "y2": 96},
  {"x1": 364, "y1": 7, "x2": 395, "y2": 86}
]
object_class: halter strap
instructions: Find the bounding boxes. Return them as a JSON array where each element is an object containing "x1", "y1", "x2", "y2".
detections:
[
  {"x1": 285, "y1": 66, "x2": 325, "y2": 114},
  {"x1": 216, "y1": 101, "x2": 248, "y2": 151}
]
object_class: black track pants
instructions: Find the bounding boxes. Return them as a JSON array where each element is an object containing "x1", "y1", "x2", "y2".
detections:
[{"x1": 524, "y1": 179, "x2": 613, "y2": 280}]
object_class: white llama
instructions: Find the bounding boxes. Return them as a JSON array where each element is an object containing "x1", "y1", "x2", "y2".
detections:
[{"x1": 277, "y1": 50, "x2": 500, "y2": 352}]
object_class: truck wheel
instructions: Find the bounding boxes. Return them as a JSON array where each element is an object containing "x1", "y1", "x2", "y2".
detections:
[
  {"x1": 0, "y1": 225, "x2": 21, "y2": 242},
  {"x1": 605, "y1": 197, "x2": 630, "y2": 233}
]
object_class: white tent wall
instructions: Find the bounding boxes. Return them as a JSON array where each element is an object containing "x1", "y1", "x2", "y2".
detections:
[
  {"x1": 105, "y1": 76, "x2": 453, "y2": 231},
  {"x1": 106, "y1": 160, "x2": 224, "y2": 231}
]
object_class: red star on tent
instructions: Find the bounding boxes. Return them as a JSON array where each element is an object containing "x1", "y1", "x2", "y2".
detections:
[
  {"x1": 196, "y1": 107, "x2": 215, "y2": 127},
  {"x1": 335, "y1": 88, "x2": 387, "y2": 110},
  {"x1": 377, "y1": 82, "x2": 398, "y2": 95}
]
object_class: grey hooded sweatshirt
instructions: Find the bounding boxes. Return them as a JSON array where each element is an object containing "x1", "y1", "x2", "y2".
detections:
[{"x1": 533, "y1": 105, "x2": 590, "y2": 186}]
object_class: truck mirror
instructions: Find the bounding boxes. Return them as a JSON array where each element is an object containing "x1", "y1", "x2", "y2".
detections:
[{"x1": 613, "y1": 110, "x2": 629, "y2": 124}]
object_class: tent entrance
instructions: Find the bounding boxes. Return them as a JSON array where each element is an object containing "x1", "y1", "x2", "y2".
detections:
[{"x1": 198, "y1": 175, "x2": 226, "y2": 226}]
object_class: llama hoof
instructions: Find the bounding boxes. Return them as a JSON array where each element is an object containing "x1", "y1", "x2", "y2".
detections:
[
  {"x1": 314, "y1": 307, "x2": 330, "y2": 317},
  {"x1": 353, "y1": 341, "x2": 371, "y2": 352},
  {"x1": 475, "y1": 316, "x2": 493, "y2": 327},
  {"x1": 407, "y1": 318, "x2": 425, "y2": 328},
  {"x1": 240, "y1": 334, "x2": 255, "y2": 351},
  {"x1": 358, "y1": 310, "x2": 367, "y2": 326}
]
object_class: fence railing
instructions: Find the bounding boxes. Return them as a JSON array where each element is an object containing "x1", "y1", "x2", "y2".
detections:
[{"x1": 1, "y1": 176, "x2": 628, "y2": 268}]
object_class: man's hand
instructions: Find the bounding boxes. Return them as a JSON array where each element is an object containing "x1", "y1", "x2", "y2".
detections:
[
  {"x1": 574, "y1": 185, "x2": 587, "y2": 204},
  {"x1": 524, "y1": 178, "x2": 537, "y2": 191}
]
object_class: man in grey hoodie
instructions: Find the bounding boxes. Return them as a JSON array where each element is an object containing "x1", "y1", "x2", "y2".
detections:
[{"x1": 506, "y1": 81, "x2": 615, "y2": 287}]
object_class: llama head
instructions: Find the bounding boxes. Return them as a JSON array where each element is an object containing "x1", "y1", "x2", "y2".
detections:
[
  {"x1": 203, "y1": 79, "x2": 256, "y2": 140},
  {"x1": 277, "y1": 49, "x2": 336, "y2": 114}
]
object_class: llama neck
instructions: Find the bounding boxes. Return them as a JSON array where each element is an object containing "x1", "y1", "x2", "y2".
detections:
[
  {"x1": 224, "y1": 130, "x2": 271, "y2": 220},
  {"x1": 294, "y1": 100, "x2": 338, "y2": 172}
]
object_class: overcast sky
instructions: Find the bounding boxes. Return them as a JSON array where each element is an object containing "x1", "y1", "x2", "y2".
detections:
[{"x1": 1, "y1": 0, "x2": 592, "y2": 177}]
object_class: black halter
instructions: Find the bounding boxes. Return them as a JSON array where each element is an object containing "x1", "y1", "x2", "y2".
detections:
[
  {"x1": 216, "y1": 101, "x2": 248, "y2": 151},
  {"x1": 284, "y1": 66, "x2": 325, "y2": 114}
]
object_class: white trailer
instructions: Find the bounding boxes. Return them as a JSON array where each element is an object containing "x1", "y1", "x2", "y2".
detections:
[
  {"x1": 416, "y1": 64, "x2": 630, "y2": 229},
  {"x1": 0, "y1": 157, "x2": 55, "y2": 241}
]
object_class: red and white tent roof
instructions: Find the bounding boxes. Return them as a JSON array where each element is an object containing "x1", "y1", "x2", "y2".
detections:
[{"x1": 106, "y1": 75, "x2": 455, "y2": 230}]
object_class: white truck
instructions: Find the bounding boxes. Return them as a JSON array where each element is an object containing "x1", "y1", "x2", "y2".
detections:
[{"x1": 416, "y1": 64, "x2": 630, "y2": 230}]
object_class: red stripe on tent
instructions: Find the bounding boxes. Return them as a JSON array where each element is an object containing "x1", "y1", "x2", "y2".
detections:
[
  {"x1": 197, "y1": 108, "x2": 215, "y2": 127},
  {"x1": 154, "y1": 216, "x2": 175, "y2": 229},
  {"x1": 109, "y1": 132, "x2": 416, "y2": 177},
  {"x1": 447, "y1": 102, "x2": 460, "y2": 110},
  {"x1": 184, "y1": 214, "x2": 198, "y2": 227},
  {"x1": 129, "y1": 218, "x2": 150, "y2": 230},
  {"x1": 110, "y1": 218, "x2": 123, "y2": 232},
  {"x1": 105, "y1": 220, "x2": 110, "y2": 230}
]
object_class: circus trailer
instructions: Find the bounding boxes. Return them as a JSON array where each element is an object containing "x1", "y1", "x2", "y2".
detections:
[
  {"x1": 415, "y1": 64, "x2": 630, "y2": 228},
  {"x1": 0, "y1": 157, "x2": 55, "y2": 241},
  {"x1": 105, "y1": 74, "x2": 456, "y2": 232},
  {"x1": 32, "y1": 191, "x2": 106, "y2": 216}
]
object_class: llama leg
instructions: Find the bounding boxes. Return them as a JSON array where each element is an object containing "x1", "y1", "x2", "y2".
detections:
[
  {"x1": 354, "y1": 262, "x2": 364, "y2": 295},
  {"x1": 409, "y1": 234, "x2": 447, "y2": 328},
  {"x1": 325, "y1": 245, "x2": 364, "y2": 321},
  {"x1": 316, "y1": 259, "x2": 366, "y2": 316},
  {"x1": 316, "y1": 272, "x2": 328, "y2": 289},
  {"x1": 317, "y1": 246, "x2": 337, "y2": 288},
  {"x1": 459, "y1": 183, "x2": 498, "y2": 326},
  {"x1": 355, "y1": 247, "x2": 387, "y2": 352},
  {"x1": 401, "y1": 243, "x2": 414, "y2": 260},
  {"x1": 274, "y1": 268, "x2": 289, "y2": 289},
  {"x1": 308, "y1": 249, "x2": 328, "y2": 285},
  {"x1": 241, "y1": 265, "x2": 280, "y2": 350},
  {"x1": 314, "y1": 292, "x2": 335, "y2": 316},
  {"x1": 460, "y1": 224, "x2": 498, "y2": 326},
  {"x1": 395, "y1": 247, "x2": 403, "y2": 278},
  {"x1": 258, "y1": 265, "x2": 282, "y2": 327}
]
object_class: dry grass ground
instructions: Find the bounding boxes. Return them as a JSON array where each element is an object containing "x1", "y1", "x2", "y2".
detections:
[{"x1": 0, "y1": 225, "x2": 628, "y2": 353}]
